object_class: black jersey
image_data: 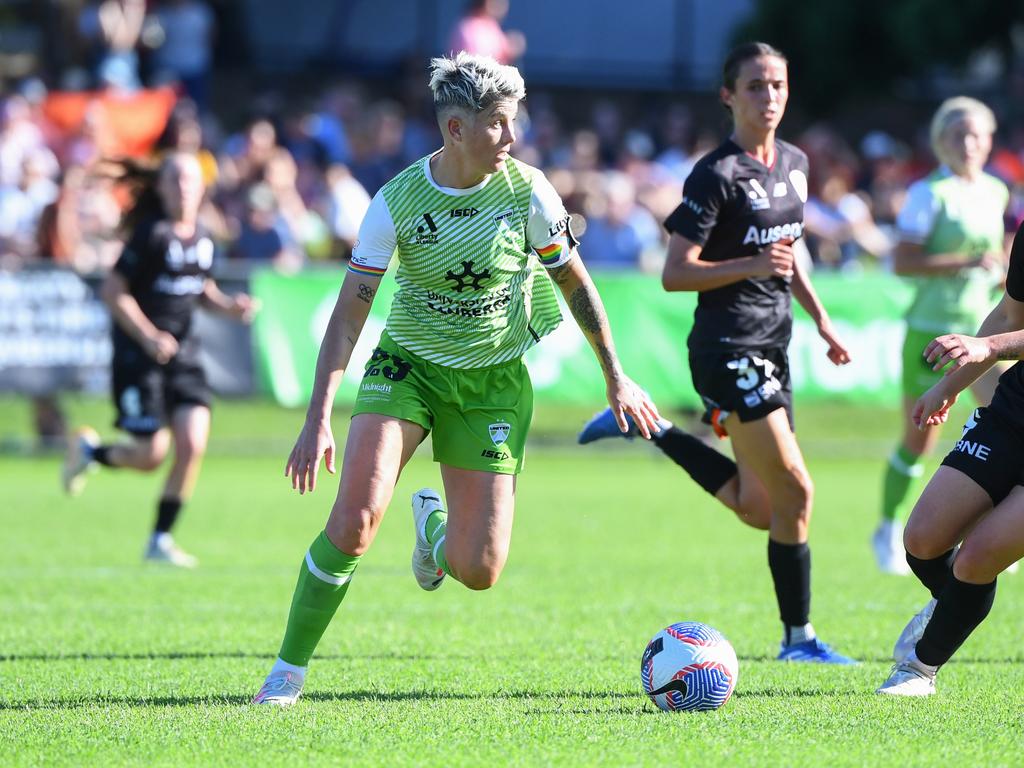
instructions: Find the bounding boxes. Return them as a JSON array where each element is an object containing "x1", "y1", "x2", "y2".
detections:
[
  {"x1": 990, "y1": 220, "x2": 1024, "y2": 423},
  {"x1": 112, "y1": 218, "x2": 215, "y2": 345},
  {"x1": 664, "y1": 138, "x2": 809, "y2": 354}
]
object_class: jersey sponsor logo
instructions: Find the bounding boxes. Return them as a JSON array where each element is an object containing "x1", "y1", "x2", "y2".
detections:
[
  {"x1": 425, "y1": 286, "x2": 512, "y2": 317},
  {"x1": 954, "y1": 439, "x2": 990, "y2": 461},
  {"x1": 772, "y1": 182, "x2": 788, "y2": 197},
  {"x1": 547, "y1": 214, "x2": 571, "y2": 239},
  {"x1": 361, "y1": 382, "x2": 392, "y2": 395},
  {"x1": 744, "y1": 179, "x2": 771, "y2": 210},
  {"x1": 488, "y1": 421, "x2": 511, "y2": 446},
  {"x1": 741, "y1": 221, "x2": 804, "y2": 246},
  {"x1": 449, "y1": 207, "x2": 479, "y2": 218},
  {"x1": 415, "y1": 213, "x2": 439, "y2": 244},
  {"x1": 493, "y1": 208, "x2": 515, "y2": 228},
  {"x1": 166, "y1": 237, "x2": 214, "y2": 271},
  {"x1": 788, "y1": 169, "x2": 808, "y2": 202},
  {"x1": 444, "y1": 260, "x2": 491, "y2": 292},
  {"x1": 153, "y1": 274, "x2": 206, "y2": 295},
  {"x1": 481, "y1": 448, "x2": 510, "y2": 460}
]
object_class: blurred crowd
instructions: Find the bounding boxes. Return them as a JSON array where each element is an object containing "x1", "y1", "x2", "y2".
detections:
[{"x1": 3, "y1": 0, "x2": 1024, "y2": 278}]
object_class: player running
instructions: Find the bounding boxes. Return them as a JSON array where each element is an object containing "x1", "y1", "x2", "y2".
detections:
[
  {"x1": 578, "y1": 42, "x2": 855, "y2": 664},
  {"x1": 873, "y1": 97, "x2": 1009, "y2": 575},
  {"x1": 62, "y1": 153, "x2": 259, "y2": 566},
  {"x1": 878, "y1": 218, "x2": 1024, "y2": 696},
  {"x1": 252, "y1": 52, "x2": 660, "y2": 706}
]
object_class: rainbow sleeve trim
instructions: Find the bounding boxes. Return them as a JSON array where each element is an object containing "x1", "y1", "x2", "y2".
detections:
[
  {"x1": 535, "y1": 242, "x2": 563, "y2": 266},
  {"x1": 347, "y1": 262, "x2": 388, "y2": 277}
]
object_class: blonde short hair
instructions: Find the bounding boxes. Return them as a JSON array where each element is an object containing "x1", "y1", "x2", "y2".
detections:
[
  {"x1": 929, "y1": 96, "x2": 996, "y2": 164},
  {"x1": 429, "y1": 51, "x2": 525, "y2": 116}
]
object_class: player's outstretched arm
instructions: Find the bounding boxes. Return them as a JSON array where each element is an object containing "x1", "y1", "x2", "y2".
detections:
[
  {"x1": 547, "y1": 255, "x2": 661, "y2": 439},
  {"x1": 913, "y1": 293, "x2": 1024, "y2": 429},
  {"x1": 200, "y1": 279, "x2": 261, "y2": 323},
  {"x1": 285, "y1": 270, "x2": 382, "y2": 494},
  {"x1": 790, "y1": 251, "x2": 851, "y2": 366}
]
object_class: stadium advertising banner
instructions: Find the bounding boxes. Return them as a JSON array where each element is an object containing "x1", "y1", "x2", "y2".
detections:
[
  {"x1": 252, "y1": 269, "x2": 915, "y2": 408},
  {"x1": 0, "y1": 267, "x2": 111, "y2": 394}
]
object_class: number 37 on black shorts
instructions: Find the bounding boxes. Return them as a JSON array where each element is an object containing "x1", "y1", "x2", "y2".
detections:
[{"x1": 688, "y1": 346, "x2": 794, "y2": 437}]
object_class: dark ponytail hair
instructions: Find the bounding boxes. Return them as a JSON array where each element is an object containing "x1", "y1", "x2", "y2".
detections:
[
  {"x1": 97, "y1": 158, "x2": 167, "y2": 236},
  {"x1": 722, "y1": 42, "x2": 786, "y2": 92}
]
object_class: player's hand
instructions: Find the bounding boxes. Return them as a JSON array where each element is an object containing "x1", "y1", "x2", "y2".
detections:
[
  {"x1": 232, "y1": 293, "x2": 262, "y2": 324},
  {"x1": 285, "y1": 418, "x2": 336, "y2": 494},
  {"x1": 912, "y1": 384, "x2": 959, "y2": 430},
  {"x1": 925, "y1": 333, "x2": 993, "y2": 373},
  {"x1": 606, "y1": 375, "x2": 662, "y2": 440},
  {"x1": 144, "y1": 331, "x2": 178, "y2": 364},
  {"x1": 749, "y1": 241, "x2": 794, "y2": 279},
  {"x1": 818, "y1": 318, "x2": 851, "y2": 366}
]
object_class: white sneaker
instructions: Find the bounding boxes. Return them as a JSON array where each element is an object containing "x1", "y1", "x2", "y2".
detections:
[
  {"x1": 893, "y1": 598, "x2": 937, "y2": 662},
  {"x1": 876, "y1": 655, "x2": 937, "y2": 696},
  {"x1": 144, "y1": 533, "x2": 198, "y2": 568},
  {"x1": 62, "y1": 426, "x2": 99, "y2": 496},
  {"x1": 872, "y1": 521, "x2": 911, "y2": 575},
  {"x1": 252, "y1": 669, "x2": 305, "y2": 707},
  {"x1": 411, "y1": 488, "x2": 446, "y2": 591}
]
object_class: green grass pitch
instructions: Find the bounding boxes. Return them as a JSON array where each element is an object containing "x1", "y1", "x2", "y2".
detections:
[{"x1": 1, "y1": 396, "x2": 1023, "y2": 766}]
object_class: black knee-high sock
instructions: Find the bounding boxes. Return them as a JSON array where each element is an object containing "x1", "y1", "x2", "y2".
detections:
[
  {"x1": 154, "y1": 498, "x2": 183, "y2": 534},
  {"x1": 652, "y1": 426, "x2": 737, "y2": 496},
  {"x1": 92, "y1": 445, "x2": 117, "y2": 467},
  {"x1": 915, "y1": 575, "x2": 996, "y2": 667},
  {"x1": 767, "y1": 540, "x2": 811, "y2": 638},
  {"x1": 906, "y1": 549, "x2": 956, "y2": 599}
]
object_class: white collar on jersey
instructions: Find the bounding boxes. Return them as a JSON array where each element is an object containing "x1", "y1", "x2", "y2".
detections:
[{"x1": 423, "y1": 149, "x2": 495, "y2": 196}]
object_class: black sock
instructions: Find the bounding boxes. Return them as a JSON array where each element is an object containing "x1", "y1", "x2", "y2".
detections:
[
  {"x1": 92, "y1": 445, "x2": 117, "y2": 467},
  {"x1": 906, "y1": 549, "x2": 956, "y2": 599},
  {"x1": 915, "y1": 575, "x2": 996, "y2": 667},
  {"x1": 767, "y1": 540, "x2": 811, "y2": 638},
  {"x1": 154, "y1": 498, "x2": 183, "y2": 534},
  {"x1": 652, "y1": 426, "x2": 737, "y2": 496}
]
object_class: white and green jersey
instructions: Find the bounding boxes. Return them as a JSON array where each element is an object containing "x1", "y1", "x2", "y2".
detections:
[
  {"x1": 349, "y1": 152, "x2": 574, "y2": 368},
  {"x1": 897, "y1": 167, "x2": 1008, "y2": 334}
]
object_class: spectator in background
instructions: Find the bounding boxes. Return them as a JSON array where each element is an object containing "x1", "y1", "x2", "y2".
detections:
[
  {"x1": 347, "y1": 101, "x2": 409, "y2": 196},
  {"x1": 447, "y1": 0, "x2": 525, "y2": 64},
  {"x1": 148, "y1": 0, "x2": 216, "y2": 110},
  {"x1": 580, "y1": 171, "x2": 661, "y2": 271},
  {"x1": 0, "y1": 149, "x2": 61, "y2": 259},
  {"x1": 324, "y1": 163, "x2": 370, "y2": 259},
  {"x1": 230, "y1": 182, "x2": 301, "y2": 271},
  {"x1": 77, "y1": 0, "x2": 146, "y2": 91},
  {"x1": 0, "y1": 95, "x2": 47, "y2": 188}
]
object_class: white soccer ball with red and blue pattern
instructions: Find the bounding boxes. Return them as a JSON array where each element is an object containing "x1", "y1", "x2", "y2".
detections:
[{"x1": 640, "y1": 622, "x2": 738, "y2": 712}]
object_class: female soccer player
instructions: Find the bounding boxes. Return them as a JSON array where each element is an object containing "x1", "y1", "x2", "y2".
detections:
[
  {"x1": 579, "y1": 42, "x2": 855, "y2": 663},
  {"x1": 62, "y1": 153, "x2": 259, "y2": 567},
  {"x1": 873, "y1": 97, "x2": 1009, "y2": 575},
  {"x1": 252, "y1": 53, "x2": 660, "y2": 706},
  {"x1": 877, "y1": 219, "x2": 1024, "y2": 696}
]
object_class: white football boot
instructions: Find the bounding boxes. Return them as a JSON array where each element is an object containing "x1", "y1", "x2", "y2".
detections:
[
  {"x1": 876, "y1": 654, "x2": 937, "y2": 697},
  {"x1": 892, "y1": 598, "x2": 937, "y2": 663},
  {"x1": 62, "y1": 426, "x2": 99, "y2": 496},
  {"x1": 144, "y1": 533, "x2": 199, "y2": 568},
  {"x1": 872, "y1": 521, "x2": 911, "y2": 575},
  {"x1": 252, "y1": 669, "x2": 305, "y2": 707},
  {"x1": 411, "y1": 488, "x2": 446, "y2": 591}
]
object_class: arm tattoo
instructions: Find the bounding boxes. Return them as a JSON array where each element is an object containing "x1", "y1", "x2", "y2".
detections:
[
  {"x1": 595, "y1": 342, "x2": 617, "y2": 377},
  {"x1": 547, "y1": 263, "x2": 573, "y2": 287},
  {"x1": 357, "y1": 283, "x2": 375, "y2": 304},
  {"x1": 569, "y1": 285, "x2": 605, "y2": 334}
]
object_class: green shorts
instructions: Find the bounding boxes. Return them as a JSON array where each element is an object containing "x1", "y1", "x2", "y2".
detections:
[
  {"x1": 351, "y1": 332, "x2": 533, "y2": 474},
  {"x1": 902, "y1": 328, "x2": 942, "y2": 400}
]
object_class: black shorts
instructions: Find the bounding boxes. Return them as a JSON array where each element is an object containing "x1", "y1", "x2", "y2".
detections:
[
  {"x1": 111, "y1": 339, "x2": 211, "y2": 435},
  {"x1": 688, "y1": 347, "x2": 793, "y2": 436},
  {"x1": 941, "y1": 406, "x2": 1024, "y2": 505}
]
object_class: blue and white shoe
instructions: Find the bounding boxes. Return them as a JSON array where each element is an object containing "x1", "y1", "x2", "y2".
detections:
[
  {"x1": 777, "y1": 638, "x2": 858, "y2": 664},
  {"x1": 578, "y1": 407, "x2": 638, "y2": 444}
]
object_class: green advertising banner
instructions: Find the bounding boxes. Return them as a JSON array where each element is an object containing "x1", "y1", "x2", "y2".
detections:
[{"x1": 251, "y1": 268, "x2": 915, "y2": 408}]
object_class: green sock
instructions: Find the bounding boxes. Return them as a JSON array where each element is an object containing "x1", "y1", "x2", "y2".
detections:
[
  {"x1": 424, "y1": 509, "x2": 451, "y2": 576},
  {"x1": 277, "y1": 531, "x2": 361, "y2": 667},
  {"x1": 882, "y1": 445, "x2": 925, "y2": 523}
]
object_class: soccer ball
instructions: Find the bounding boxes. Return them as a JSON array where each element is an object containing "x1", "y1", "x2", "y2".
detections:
[{"x1": 640, "y1": 622, "x2": 738, "y2": 712}]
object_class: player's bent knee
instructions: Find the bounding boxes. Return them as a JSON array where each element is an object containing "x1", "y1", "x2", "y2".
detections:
[
  {"x1": 325, "y1": 505, "x2": 382, "y2": 556},
  {"x1": 952, "y1": 544, "x2": 999, "y2": 584},
  {"x1": 902, "y1": 519, "x2": 947, "y2": 560},
  {"x1": 457, "y1": 564, "x2": 502, "y2": 590}
]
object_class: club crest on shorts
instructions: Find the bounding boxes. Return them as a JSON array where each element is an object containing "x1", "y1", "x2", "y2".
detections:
[{"x1": 488, "y1": 422, "x2": 511, "y2": 446}]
